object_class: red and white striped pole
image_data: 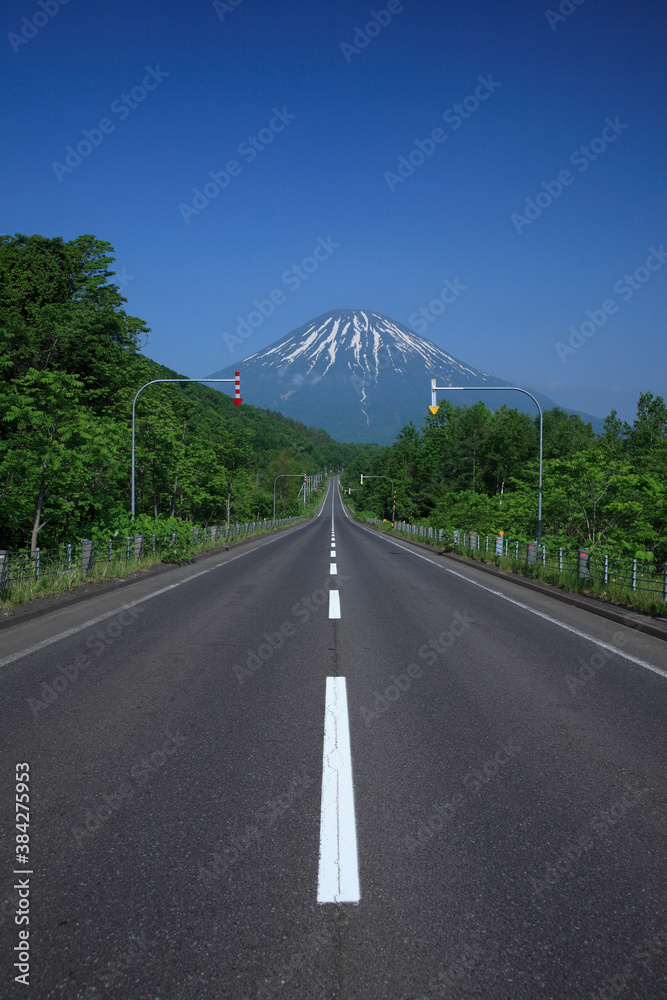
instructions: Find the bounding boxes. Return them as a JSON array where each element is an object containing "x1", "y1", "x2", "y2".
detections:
[{"x1": 234, "y1": 372, "x2": 242, "y2": 407}]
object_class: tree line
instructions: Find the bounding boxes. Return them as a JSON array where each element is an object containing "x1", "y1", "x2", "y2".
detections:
[
  {"x1": 342, "y1": 395, "x2": 667, "y2": 563},
  {"x1": 0, "y1": 234, "x2": 362, "y2": 554}
]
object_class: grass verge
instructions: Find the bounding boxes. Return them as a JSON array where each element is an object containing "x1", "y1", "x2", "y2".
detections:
[
  {"x1": 0, "y1": 519, "x2": 310, "y2": 611},
  {"x1": 362, "y1": 520, "x2": 667, "y2": 618}
]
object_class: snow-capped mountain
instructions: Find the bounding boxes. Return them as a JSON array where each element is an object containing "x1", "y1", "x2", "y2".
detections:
[{"x1": 208, "y1": 309, "x2": 596, "y2": 443}]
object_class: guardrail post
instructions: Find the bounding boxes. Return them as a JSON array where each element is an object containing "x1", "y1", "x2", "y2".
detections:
[
  {"x1": 82, "y1": 539, "x2": 95, "y2": 578},
  {"x1": 134, "y1": 534, "x2": 144, "y2": 560},
  {"x1": 663, "y1": 564, "x2": 667, "y2": 603},
  {"x1": 67, "y1": 543, "x2": 72, "y2": 571},
  {"x1": 604, "y1": 553, "x2": 608, "y2": 585},
  {"x1": 632, "y1": 558, "x2": 637, "y2": 591},
  {"x1": 152, "y1": 534, "x2": 156, "y2": 553},
  {"x1": 35, "y1": 548, "x2": 40, "y2": 580},
  {"x1": 542, "y1": 544, "x2": 546, "y2": 567},
  {"x1": 559, "y1": 547, "x2": 563, "y2": 572},
  {"x1": 0, "y1": 550, "x2": 8, "y2": 590},
  {"x1": 515, "y1": 541, "x2": 519, "y2": 560}
]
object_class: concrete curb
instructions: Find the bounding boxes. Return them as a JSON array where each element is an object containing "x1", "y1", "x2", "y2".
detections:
[
  {"x1": 0, "y1": 519, "x2": 311, "y2": 633},
  {"x1": 360, "y1": 521, "x2": 667, "y2": 643}
]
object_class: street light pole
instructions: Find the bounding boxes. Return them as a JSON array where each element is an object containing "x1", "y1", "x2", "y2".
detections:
[
  {"x1": 131, "y1": 375, "x2": 242, "y2": 518},
  {"x1": 273, "y1": 473, "x2": 307, "y2": 520},
  {"x1": 429, "y1": 380, "x2": 543, "y2": 546},
  {"x1": 360, "y1": 474, "x2": 396, "y2": 526}
]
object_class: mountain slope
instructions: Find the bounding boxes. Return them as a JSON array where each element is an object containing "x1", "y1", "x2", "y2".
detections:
[{"x1": 209, "y1": 309, "x2": 601, "y2": 443}]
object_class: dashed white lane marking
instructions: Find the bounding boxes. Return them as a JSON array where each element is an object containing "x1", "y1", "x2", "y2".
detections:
[
  {"x1": 329, "y1": 590, "x2": 341, "y2": 618},
  {"x1": 330, "y1": 564, "x2": 337, "y2": 575},
  {"x1": 330, "y1": 549, "x2": 336, "y2": 558},
  {"x1": 317, "y1": 676, "x2": 360, "y2": 904}
]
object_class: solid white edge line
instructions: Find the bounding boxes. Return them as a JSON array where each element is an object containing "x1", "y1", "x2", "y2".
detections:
[
  {"x1": 1, "y1": 517, "x2": 315, "y2": 669},
  {"x1": 317, "y1": 479, "x2": 332, "y2": 518},
  {"x1": 329, "y1": 591, "x2": 341, "y2": 618},
  {"x1": 317, "y1": 676, "x2": 360, "y2": 903},
  {"x1": 330, "y1": 564, "x2": 337, "y2": 575},
  {"x1": 338, "y1": 488, "x2": 667, "y2": 681}
]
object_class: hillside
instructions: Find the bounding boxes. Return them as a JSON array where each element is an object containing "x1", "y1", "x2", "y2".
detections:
[
  {"x1": 0, "y1": 234, "x2": 365, "y2": 549},
  {"x1": 208, "y1": 309, "x2": 604, "y2": 443}
]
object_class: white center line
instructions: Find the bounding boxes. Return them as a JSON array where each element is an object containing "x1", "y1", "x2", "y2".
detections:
[
  {"x1": 330, "y1": 549, "x2": 336, "y2": 557},
  {"x1": 317, "y1": 677, "x2": 360, "y2": 904},
  {"x1": 329, "y1": 590, "x2": 341, "y2": 618},
  {"x1": 330, "y1": 563, "x2": 337, "y2": 575}
]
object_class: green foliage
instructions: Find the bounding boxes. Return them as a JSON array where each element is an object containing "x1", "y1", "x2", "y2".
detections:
[
  {"x1": 341, "y1": 392, "x2": 667, "y2": 563},
  {"x1": 0, "y1": 233, "x2": 365, "y2": 550}
]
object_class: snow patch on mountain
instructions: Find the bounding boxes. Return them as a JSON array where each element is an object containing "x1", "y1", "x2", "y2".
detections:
[
  {"x1": 208, "y1": 308, "x2": 602, "y2": 443},
  {"x1": 244, "y1": 309, "x2": 490, "y2": 390}
]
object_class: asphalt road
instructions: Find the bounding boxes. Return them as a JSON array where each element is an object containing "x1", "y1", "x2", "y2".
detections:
[{"x1": 1, "y1": 478, "x2": 666, "y2": 999}]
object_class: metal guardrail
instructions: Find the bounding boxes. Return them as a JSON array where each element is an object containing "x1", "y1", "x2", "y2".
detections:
[
  {"x1": 0, "y1": 516, "x2": 307, "y2": 591},
  {"x1": 365, "y1": 519, "x2": 667, "y2": 603}
]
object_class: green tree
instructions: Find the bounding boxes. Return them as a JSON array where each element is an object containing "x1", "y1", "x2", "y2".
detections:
[
  {"x1": 486, "y1": 405, "x2": 536, "y2": 498},
  {"x1": 630, "y1": 392, "x2": 667, "y2": 455},
  {"x1": 542, "y1": 407, "x2": 595, "y2": 460},
  {"x1": 455, "y1": 402, "x2": 492, "y2": 493},
  {"x1": 1, "y1": 369, "x2": 111, "y2": 554}
]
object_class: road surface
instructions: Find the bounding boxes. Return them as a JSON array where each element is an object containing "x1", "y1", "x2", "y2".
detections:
[{"x1": 1, "y1": 478, "x2": 666, "y2": 999}]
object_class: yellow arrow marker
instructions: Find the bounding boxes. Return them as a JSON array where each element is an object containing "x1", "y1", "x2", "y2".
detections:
[{"x1": 429, "y1": 406, "x2": 439, "y2": 414}]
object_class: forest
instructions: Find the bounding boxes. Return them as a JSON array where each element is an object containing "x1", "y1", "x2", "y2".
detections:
[
  {"x1": 341, "y1": 394, "x2": 667, "y2": 564},
  {"x1": 0, "y1": 233, "x2": 361, "y2": 554},
  {"x1": 3, "y1": 232, "x2": 665, "y2": 567}
]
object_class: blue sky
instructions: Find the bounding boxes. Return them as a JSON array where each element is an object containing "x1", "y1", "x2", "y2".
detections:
[{"x1": 2, "y1": 0, "x2": 665, "y2": 426}]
